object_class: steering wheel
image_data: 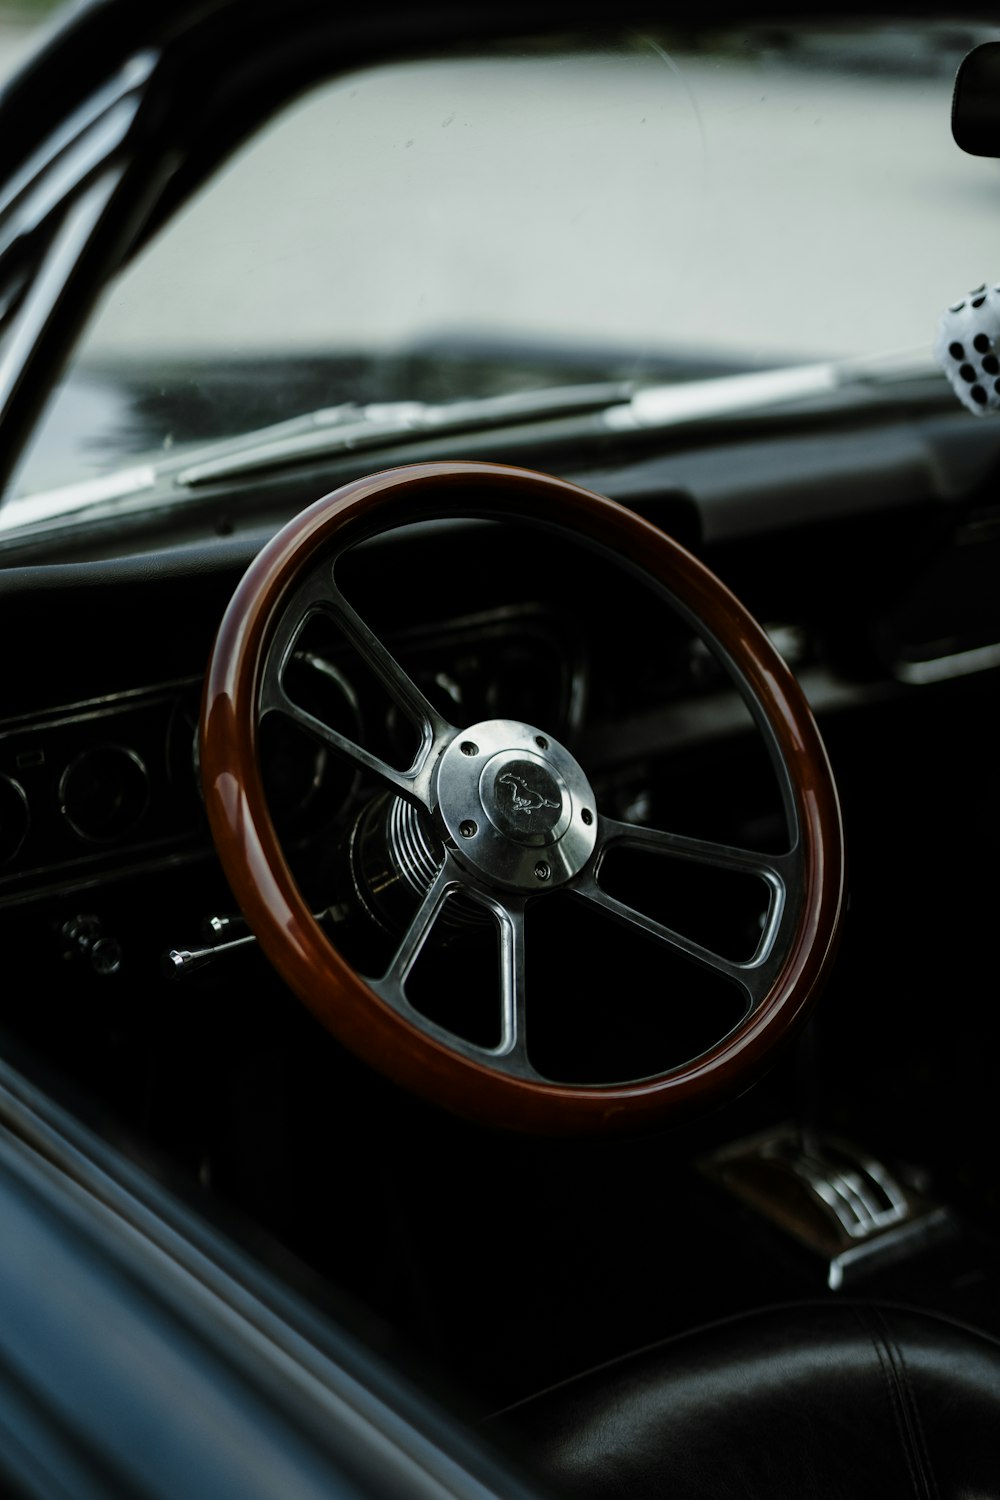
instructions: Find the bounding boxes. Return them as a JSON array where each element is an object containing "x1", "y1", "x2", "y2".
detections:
[{"x1": 201, "y1": 461, "x2": 844, "y2": 1134}]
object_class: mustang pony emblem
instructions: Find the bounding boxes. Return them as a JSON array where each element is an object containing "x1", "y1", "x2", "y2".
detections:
[{"x1": 497, "y1": 772, "x2": 560, "y2": 816}]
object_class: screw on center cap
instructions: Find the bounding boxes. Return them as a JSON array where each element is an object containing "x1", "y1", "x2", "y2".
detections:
[
  {"x1": 481, "y1": 755, "x2": 567, "y2": 845},
  {"x1": 434, "y1": 721, "x2": 597, "y2": 890}
]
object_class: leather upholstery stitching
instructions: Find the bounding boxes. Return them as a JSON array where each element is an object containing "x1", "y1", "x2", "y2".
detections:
[
  {"x1": 875, "y1": 1311, "x2": 940, "y2": 1500},
  {"x1": 854, "y1": 1306, "x2": 926, "y2": 1500}
]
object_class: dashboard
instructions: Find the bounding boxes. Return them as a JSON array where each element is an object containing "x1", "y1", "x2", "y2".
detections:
[
  {"x1": 0, "y1": 428, "x2": 999, "y2": 1414},
  {"x1": 3, "y1": 416, "x2": 999, "y2": 953},
  {"x1": 0, "y1": 592, "x2": 582, "y2": 912}
]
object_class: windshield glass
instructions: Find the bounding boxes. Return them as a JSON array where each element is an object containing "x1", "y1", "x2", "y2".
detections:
[{"x1": 10, "y1": 20, "x2": 1000, "y2": 499}]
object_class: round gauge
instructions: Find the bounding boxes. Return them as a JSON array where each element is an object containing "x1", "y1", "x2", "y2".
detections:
[
  {"x1": 59, "y1": 744, "x2": 151, "y2": 843},
  {"x1": 0, "y1": 774, "x2": 30, "y2": 865}
]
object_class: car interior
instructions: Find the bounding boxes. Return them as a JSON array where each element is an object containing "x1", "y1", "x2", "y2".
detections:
[{"x1": 1, "y1": 3, "x2": 999, "y2": 1496}]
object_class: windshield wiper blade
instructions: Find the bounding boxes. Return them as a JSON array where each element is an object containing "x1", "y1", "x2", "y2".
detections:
[
  {"x1": 0, "y1": 347, "x2": 945, "y2": 538},
  {"x1": 173, "y1": 346, "x2": 940, "y2": 489},
  {"x1": 175, "y1": 381, "x2": 637, "y2": 487},
  {"x1": 0, "y1": 381, "x2": 634, "y2": 532}
]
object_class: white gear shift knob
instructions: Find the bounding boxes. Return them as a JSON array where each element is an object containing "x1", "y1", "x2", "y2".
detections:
[{"x1": 934, "y1": 284, "x2": 1000, "y2": 413}]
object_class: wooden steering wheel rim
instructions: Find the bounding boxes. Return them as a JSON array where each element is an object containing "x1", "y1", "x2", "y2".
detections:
[{"x1": 201, "y1": 461, "x2": 845, "y2": 1135}]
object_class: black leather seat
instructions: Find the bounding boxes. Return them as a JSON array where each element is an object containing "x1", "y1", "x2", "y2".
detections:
[{"x1": 499, "y1": 1302, "x2": 1000, "y2": 1498}]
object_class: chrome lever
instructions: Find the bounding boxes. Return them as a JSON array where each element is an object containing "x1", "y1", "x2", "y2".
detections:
[
  {"x1": 164, "y1": 906, "x2": 337, "y2": 979},
  {"x1": 163, "y1": 931, "x2": 257, "y2": 978}
]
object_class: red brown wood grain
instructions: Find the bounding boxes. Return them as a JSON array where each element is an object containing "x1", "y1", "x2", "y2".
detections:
[{"x1": 200, "y1": 462, "x2": 845, "y2": 1134}]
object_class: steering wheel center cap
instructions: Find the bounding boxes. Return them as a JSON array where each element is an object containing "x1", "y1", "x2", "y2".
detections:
[
  {"x1": 434, "y1": 719, "x2": 597, "y2": 891},
  {"x1": 481, "y1": 752, "x2": 569, "y2": 845}
]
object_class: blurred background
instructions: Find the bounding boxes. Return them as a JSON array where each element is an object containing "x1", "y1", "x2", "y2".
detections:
[{"x1": 4, "y1": 5, "x2": 1000, "y2": 369}]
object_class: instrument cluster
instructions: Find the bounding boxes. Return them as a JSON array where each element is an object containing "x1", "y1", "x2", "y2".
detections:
[{"x1": 0, "y1": 602, "x2": 582, "y2": 908}]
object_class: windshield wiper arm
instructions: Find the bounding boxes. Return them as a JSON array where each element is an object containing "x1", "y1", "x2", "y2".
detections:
[
  {"x1": 174, "y1": 346, "x2": 939, "y2": 489},
  {"x1": 0, "y1": 381, "x2": 634, "y2": 532},
  {"x1": 0, "y1": 347, "x2": 944, "y2": 538},
  {"x1": 175, "y1": 381, "x2": 637, "y2": 487},
  {"x1": 606, "y1": 346, "x2": 938, "y2": 432}
]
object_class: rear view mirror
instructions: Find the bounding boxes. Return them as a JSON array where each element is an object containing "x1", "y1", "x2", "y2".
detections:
[{"x1": 953, "y1": 42, "x2": 1000, "y2": 155}]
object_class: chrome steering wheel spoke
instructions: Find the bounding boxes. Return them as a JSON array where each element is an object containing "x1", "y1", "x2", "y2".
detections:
[
  {"x1": 573, "y1": 813, "x2": 801, "y2": 1006},
  {"x1": 569, "y1": 870, "x2": 770, "y2": 1006},
  {"x1": 368, "y1": 858, "x2": 537, "y2": 1079},
  {"x1": 259, "y1": 554, "x2": 456, "y2": 807}
]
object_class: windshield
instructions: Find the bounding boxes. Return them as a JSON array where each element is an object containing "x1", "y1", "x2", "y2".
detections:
[{"x1": 9, "y1": 19, "x2": 1000, "y2": 499}]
